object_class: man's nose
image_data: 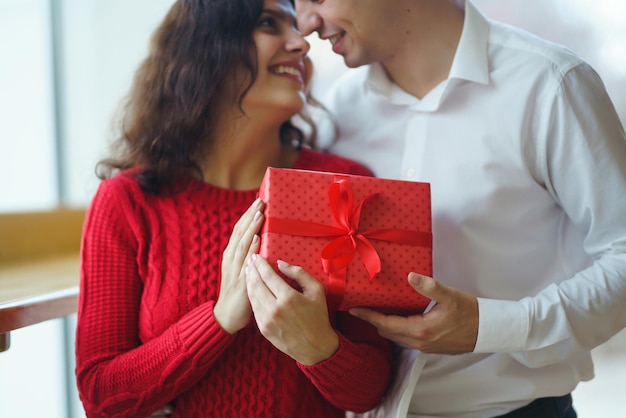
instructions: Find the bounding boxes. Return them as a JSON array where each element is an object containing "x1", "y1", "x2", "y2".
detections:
[{"x1": 295, "y1": 2, "x2": 321, "y2": 37}]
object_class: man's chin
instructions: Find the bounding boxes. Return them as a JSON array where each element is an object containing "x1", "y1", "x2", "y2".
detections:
[
  {"x1": 343, "y1": 58, "x2": 371, "y2": 69},
  {"x1": 342, "y1": 55, "x2": 364, "y2": 69}
]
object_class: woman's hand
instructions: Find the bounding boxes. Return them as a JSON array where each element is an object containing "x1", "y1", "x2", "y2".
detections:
[
  {"x1": 245, "y1": 256, "x2": 340, "y2": 366},
  {"x1": 214, "y1": 198, "x2": 265, "y2": 334}
]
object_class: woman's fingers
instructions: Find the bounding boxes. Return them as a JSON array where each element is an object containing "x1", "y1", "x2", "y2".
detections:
[
  {"x1": 224, "y1": 198, "x2": 264, "y2": 266},
  {"x1": 215, "y1": 198, "x2": 265, "y2": 334},
  {"x1": 245, "y1": 256, "x2": 339, "y2": 365}
]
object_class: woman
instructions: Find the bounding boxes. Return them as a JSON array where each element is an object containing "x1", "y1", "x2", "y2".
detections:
[{"x1": 74, "y1": 0, "x2": 392, "y2": 417}]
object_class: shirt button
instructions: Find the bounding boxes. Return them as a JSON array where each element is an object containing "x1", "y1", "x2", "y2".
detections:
[{"x1": 405, "y1": 168, "x2": 416, "y2": 178}]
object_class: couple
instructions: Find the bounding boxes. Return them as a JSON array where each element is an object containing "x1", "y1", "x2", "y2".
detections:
[{"x1": 75, "y1": 0, "x2": 626, "y2": 417}]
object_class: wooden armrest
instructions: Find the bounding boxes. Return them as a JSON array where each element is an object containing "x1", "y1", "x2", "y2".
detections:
[
  {"x1": 0, "y1": 207, "x2": 85, "y2": 263},
  {"x1": 0, "y1": 208, "x2": 85, "y2": 352}
]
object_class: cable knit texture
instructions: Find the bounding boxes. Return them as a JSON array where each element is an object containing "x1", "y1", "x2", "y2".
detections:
[{"x1": 76, "y1": 148, "x2": 393, "y2": 418}]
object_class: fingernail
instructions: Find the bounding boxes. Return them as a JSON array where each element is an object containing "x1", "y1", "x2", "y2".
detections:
[
  {"x1": 251, "y1": 254, "x2": 259, "y2": 263},
  {"x1": 253, "y1": 211, "x2": 262, "y2": 222},
  {"x1": 408, "y1": 273, "x2": 423, "y2": 285},
  {"x1": 252, "y1": 235, "x2": 259, "y2": 244},
  {"x1": 253, "y1": 197, "x2": 262, "y2": 208},
  {"x1": 276, "y1": 259, "x2": 290, "y2": 268}
]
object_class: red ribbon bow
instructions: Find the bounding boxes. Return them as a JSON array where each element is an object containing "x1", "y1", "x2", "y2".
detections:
[{"x1": 263, "y1": 177, "x2": 431, "y2": 308}]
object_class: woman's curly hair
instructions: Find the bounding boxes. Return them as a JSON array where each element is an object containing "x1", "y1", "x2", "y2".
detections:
[{"x1": 98, "y1": 0, "x2": 317, "y2": 194}]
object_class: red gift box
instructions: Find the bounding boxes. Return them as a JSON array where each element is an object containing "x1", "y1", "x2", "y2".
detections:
[{"x1": 258, "y1": 167, "x2": 432, "y2": 315}]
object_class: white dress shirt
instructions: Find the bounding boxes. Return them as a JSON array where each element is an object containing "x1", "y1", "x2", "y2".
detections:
[{"x1": 320, "y1": 1, "x2": 626, "y2": 417}]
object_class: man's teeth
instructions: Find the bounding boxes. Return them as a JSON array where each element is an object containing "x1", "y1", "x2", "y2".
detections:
[
  {"x1": 330, "y1": 34, "x2": 342, "y2": 45},
  {"x1": 273, "y1": 66, "x2": 302, "y2": 77}
]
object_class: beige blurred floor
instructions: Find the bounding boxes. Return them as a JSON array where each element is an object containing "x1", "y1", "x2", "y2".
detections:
[{"x1": 572, "y1": 328, "x2": 626, "y2": 416}]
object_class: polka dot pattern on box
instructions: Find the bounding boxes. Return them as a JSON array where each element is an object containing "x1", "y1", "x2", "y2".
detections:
[{"x1": 259, "y1": 168, "x2": 432, "y2": 315}]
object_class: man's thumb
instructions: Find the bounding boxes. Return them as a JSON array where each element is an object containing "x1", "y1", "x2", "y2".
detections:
[{"x1": 408, "y1": 273, "x2": 441, "y2": 302}]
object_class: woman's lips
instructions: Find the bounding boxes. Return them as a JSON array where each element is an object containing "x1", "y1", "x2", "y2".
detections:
[{"x1": 269, "y1": 62, "x2": 305, "y2": 84}]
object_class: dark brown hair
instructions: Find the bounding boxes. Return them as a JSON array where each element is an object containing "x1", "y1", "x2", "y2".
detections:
[{"x1": 98, "y1": 0, "x2": 316, "y2": 193}]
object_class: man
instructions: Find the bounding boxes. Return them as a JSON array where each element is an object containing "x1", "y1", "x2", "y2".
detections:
[{"x1": 295, "y1": 0, "x2": 626, "y2": 417}]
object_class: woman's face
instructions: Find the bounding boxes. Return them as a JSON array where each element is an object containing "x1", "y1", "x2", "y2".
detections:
[{"x1": 241, "y1": 0, "x2": 311, "y2": 118}]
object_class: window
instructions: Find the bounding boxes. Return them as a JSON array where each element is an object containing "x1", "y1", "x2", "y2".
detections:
[
  {"x1": 0, "y1": 1, "x2": 173, "y2": 417},
  {"x1": 0, "y1": 0, "x2": 58, "y2": 212}
]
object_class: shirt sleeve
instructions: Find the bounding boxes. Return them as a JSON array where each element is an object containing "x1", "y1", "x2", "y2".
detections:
[
  {"x1": 75, "y1": 179, "x2": 235, "y2": 418},
  {"x1": 474, "y1": 63, "x2": 626, "y2": 366}
]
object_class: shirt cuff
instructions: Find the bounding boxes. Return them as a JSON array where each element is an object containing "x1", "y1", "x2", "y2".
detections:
[{"x1": 474, "y1": 297, "x2": 529, "y2": 353}]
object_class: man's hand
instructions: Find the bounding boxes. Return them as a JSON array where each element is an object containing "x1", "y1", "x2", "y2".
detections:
[{"x1": 349, "y1": 273, "x2": 478, "y2": 354}]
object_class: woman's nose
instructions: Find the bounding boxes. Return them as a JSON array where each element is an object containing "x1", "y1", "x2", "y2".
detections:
[{"x1": 287, "y1": 29, "x2": 311, "y2": 55}]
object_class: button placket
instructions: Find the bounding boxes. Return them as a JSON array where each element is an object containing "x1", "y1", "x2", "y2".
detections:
[{"x1": 402, "y1": 112, "x2": 428, "y2": 181}]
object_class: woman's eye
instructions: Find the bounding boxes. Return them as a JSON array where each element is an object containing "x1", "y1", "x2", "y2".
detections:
[{"x1": 258, "y1": 17, "x2": 276, "y2": 28}]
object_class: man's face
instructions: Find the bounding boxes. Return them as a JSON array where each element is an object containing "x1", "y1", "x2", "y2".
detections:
[{"x1": 295, "y1": 0, "x2": 403, "y2": 68}]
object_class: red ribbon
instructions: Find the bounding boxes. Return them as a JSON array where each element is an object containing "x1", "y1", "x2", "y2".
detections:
[{"x1": 263, "y1": 177, "x2": 431, "y2": 308}]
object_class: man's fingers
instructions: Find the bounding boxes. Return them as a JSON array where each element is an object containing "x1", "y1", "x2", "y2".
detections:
[
  {"x1": 349, "y1": 308, "x2": 387, "y2": 328},
  {"x1": 351, "y1": 275, "x2": 479, "y2": 354},
  {"x1": 349, "y1": 308, "x2": 410, "y2": 334},
  {"x1": 349, "y1": 307, "x2": 383, "y2": 326}
]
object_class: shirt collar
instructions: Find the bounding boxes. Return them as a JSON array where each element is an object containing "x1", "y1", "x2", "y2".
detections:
[
  {"x1": 366, "y1": 64, "x2": 417, "y2": 105},
  {"x1": 365, "y1": 0, "x2": 490, "y2": 100},
  {"x1": 449, "y1": 0, "x2": 490, "y2": 85}
]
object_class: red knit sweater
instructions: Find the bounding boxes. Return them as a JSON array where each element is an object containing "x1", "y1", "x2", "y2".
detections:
[{"x1": 75, "y1": 148, "x2": 393, "y2": 418}]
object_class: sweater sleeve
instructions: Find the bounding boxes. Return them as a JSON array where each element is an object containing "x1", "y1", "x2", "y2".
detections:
[
  {"x1": 297, "y1": 312, "x2": 393, "y2": 413},
  {"x1": 75, "y1": 178, "x2": 235, "y2": 418}
]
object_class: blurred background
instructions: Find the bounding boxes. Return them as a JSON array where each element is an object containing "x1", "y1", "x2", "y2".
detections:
[{"x1": 0, "y1": 0, "x2": 624, "y2": 416}]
